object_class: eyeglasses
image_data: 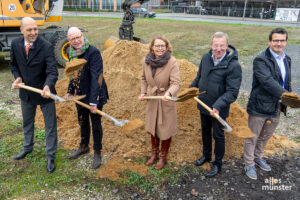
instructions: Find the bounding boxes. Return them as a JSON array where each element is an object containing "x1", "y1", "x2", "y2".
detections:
[
  {"x1": 69, "y1": 34, "x2": 82, "y2": 42},
  {"x1": 212, "y1": 44, "x2": 227, "y2": 49},
  {"x1": 272, "y1": 40, "x2": 286, "y2": 43},
  {"x1": 154, "y1": 45, "x2": 166, "y2": 49}
]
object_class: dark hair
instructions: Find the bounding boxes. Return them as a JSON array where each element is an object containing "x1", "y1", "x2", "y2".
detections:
[{"x1": 269, "y1": 28, "x2": 288, "y2": 41}]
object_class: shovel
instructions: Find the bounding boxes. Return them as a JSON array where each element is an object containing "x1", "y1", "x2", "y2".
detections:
[
  {"x1": 193, "y1": 97, "x2": 232, "y2": 132},
  {"x1": 72, "y1": 99, "x2": 129, "y2": 126},
  {"x1": 17, "y1": 83, "x2": 67, "y2": 102},
  {"x1": 71, "y1": 99, "x2": 144, "y2": 132},
  {"x1": 143, "y1": 91, "x2": 205, "y2": 102}
]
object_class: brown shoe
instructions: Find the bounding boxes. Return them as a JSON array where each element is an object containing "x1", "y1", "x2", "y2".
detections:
[
  {"x1": 155, "y1": 137, "x2": 171, "y2": 170},
  {"x1": 68, "y1": 144, "x2": 90, "y2": 159},
  {"x1": 146, "y1": 134, "x2": 160, "y2": 166}
]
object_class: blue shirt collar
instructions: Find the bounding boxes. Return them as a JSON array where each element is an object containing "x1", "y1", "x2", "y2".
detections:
[
  {"x1": 212, "y1": 52, "x2": 226, "y2": 66},
  {"x1": 269, "y1": 48, "x2": 285, "y2": 60}
]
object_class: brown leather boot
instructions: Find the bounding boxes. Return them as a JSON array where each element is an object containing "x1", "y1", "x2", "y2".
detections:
[
  {"x1": 68, "y1": 144, "x2": 90, "y2": 159},
  {"x1": 145, "y1": 134, "x2": 160, "y2": 166},
  {"x1": 155, "y1": 137, "x2": 171, "y2": 170}
]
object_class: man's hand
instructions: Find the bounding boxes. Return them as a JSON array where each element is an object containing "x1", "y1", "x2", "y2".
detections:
[
  {"x1": 41, "y1": 85, "x2": 50, "y2": 98},
  {"x1": 90, "y1": 105, "x2": 97, "y2": 114},
  {"x1": 139, "y1": 94, "x2": 145, "y2": 101},
  {"x1": 65, "y1": 93, "x2": 71, "y2": 99},
  {"x1": 210, "y1": 108, "x2": 219, "y2": 117},
  {"x1": 12, "y1": 77, "x2": 22, "y2": 89}
]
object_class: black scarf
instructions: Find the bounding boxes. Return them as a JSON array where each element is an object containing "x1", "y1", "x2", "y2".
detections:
[{"x1": 145, "y1": 51, "x2": 171, "y2": 77}]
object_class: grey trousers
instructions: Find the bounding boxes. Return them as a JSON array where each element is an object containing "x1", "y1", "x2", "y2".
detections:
[
  {"x1": 21, "y1": 100, "x2": 57, "y2": 160},
  {"x1": 243, "y1": 113, "x2": 280, "y2": 166}
]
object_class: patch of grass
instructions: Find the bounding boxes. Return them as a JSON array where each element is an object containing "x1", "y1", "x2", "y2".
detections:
[
  {"x1": 118, "y1": 161, "x2": 202, "y2": 196},
  {"x1": 294, "y1": 135, "x2": 300, "y2": 143},
  {"x1": 0, "y1": 109, "x2": 111, "y2": 199}
]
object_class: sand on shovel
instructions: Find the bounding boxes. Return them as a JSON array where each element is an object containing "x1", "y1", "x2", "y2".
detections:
[
  {"x1": 35, "y1": 40, "x2": 298, "y2": 180},
  {"x1": 119, "y1": 119, "x2": 144, "y2": 133}
]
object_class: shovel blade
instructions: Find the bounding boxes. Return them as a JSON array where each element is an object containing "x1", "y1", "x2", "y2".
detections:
[
  {"x1": 114, "y1": 120, "x2": 129, "y2": 127},
  {"x1": 218, "y1": 117, "x2": 232, "y2": 132},
  {"x1": 50, "y1": 94, "x2": 67, "y2": 102}
]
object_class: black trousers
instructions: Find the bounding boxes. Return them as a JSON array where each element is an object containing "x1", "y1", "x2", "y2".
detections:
[
  {"x1": 76, "y1": 104, "x2": 103, "y2": 151},
  {"x1": 200, "y1": 113, "x2": 225, "y2": 169}
]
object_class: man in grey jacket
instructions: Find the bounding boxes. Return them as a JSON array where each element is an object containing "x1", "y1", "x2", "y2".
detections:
[{"x1": 244, "y1": 28, "x2": 292, "y2": 180}]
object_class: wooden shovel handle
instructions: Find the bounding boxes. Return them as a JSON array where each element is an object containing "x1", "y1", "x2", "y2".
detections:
[
  {"x1": 143, "y1": 96, "x2": 174, "y2": 100},
  {"x1": 72, "y1": 99, "x2": 105, "y2": 117},
  {"x1": 17, "y1": 83, "x2": 54, "y2": 100},
  {"x1": 193, "y1": 97, "x2": 224, "y2": 123}
]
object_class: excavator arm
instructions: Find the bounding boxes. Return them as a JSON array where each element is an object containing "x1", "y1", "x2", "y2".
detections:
[{"x1": 119, "y1": 0, "x2": 149, "y2": 40}]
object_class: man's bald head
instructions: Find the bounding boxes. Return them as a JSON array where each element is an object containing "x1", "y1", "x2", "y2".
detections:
[
  {"x1": 68, "y1": 27, "x2": 84, "y2": 50},
  {"x1": 21, "y1": 17, "x2": 36, "y2": 28},
  {"x1": 20, "y1": 17, "x2": 38, "y2": 43}
]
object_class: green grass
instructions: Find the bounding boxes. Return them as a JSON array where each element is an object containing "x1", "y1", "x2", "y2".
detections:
[
  {"x1": 119, "y1": 160, "x2": 201, "y2": 196},
  {"x1": 0, "y1": 108, "x2": 203, "y2": 199},
  {"x1": 45, "y1": 16, "x2": 299, "y2": 65},
  {"x1": 0, "y1": 109, "x2": 111, "y2": 199}
]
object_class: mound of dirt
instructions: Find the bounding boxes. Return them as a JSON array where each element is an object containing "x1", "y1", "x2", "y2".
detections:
[{"x1": 35, "y1": 40, "x2": 298, "y2": 178}]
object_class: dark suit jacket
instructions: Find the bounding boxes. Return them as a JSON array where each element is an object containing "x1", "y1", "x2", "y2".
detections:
[
  {"x1": 190, "y1": 45, "x2": 242, "y2": 118},
  {"x1": 247, "y1": 47, "x2": 291, "y2": 118},
  {"x1": 67, "y1": 45, "x2": 108, "y2": 106},
  {"x1": 10, "y1": 36, "x2": 58, "y2": 105}
]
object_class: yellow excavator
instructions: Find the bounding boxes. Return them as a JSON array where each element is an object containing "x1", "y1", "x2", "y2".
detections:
[{"x1": 0, "y1": 0, "x2": 69, "y2": 67}]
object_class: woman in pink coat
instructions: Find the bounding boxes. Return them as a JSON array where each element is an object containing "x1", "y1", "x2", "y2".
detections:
[{"x1": 139, "y1": 35, "x2": 181, "y2": 170}]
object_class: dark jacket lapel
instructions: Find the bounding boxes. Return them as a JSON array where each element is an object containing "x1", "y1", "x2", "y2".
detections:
[{"x1": 17, "y1": 37, "x2": 27, "y2": 63}]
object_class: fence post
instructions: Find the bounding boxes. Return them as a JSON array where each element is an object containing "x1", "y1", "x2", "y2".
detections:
[{"x1": 242, "y1": 0, "x2": 247, "y2": 20}]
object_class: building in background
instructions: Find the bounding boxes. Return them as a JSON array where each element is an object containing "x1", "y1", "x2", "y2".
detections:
[
  {"x1": 63, "y1": 0, "x2": 168, "y2": 11},
  {"x1": 63, "y1": 0, "x2": 300, "y2": 20}
]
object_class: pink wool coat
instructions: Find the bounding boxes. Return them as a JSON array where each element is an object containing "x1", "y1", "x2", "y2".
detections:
[{"x1": 141, "y1": 56, "x2": 181, "y2": 140}]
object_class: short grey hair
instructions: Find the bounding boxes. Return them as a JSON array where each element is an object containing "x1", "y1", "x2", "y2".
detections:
[
  {"x1": 211, "y1": 32, "x2": 229, "y2": 44},
  {"x1": 67, "y1": 27, "x2": 82, "y2": 36}
]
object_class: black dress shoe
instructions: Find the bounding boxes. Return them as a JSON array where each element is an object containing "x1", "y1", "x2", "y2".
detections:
[
  {"x1": 194, "y1": 156, "x2": 211, "y2": 166},
  {"x1": 47, "y1": 159, "x2": 56, "y2": 173},
  {"x1": 13, "y1": 150, "x2": 32, "y2": 160},
  {"x1": 205, "y1": 165, "x2": 220, "y2": 177},
  {"x1": 68, "y1": 144, "x2": 90, "y2": 159}
]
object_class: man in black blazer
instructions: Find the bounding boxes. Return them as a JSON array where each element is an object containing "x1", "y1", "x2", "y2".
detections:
[
  {"x1": 10, "y1": 17, "x2": 58, "y2": 173},
  {"x1": 66, "y1": 27, "x2": 108, "y2": 169}
]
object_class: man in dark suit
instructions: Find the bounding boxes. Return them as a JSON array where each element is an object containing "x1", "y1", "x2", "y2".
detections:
[
  {"x1": 66, "y1": 27, "x2": 108, "y2": 169},
  {"x1": 10, "y1": 17, "x2": 58, "y2": 173}
]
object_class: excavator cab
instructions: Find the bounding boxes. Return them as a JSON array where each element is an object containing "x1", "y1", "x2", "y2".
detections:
[{"x1": 0, "y1": 0, "x2": 69, "y2": 67}]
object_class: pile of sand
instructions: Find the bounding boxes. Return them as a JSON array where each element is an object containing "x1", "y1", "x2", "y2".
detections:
[{"x1": 35, "y1": 40, "x2": 298, "y2": 179}]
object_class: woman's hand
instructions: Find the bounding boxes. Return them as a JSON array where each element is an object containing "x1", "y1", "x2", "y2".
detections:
[
  {"x1": 139, "y1": 94, "x2": 145, "y2": 101},
  {"x1": 162, "y1": 95, "x2": 169, "y2": 102}
]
